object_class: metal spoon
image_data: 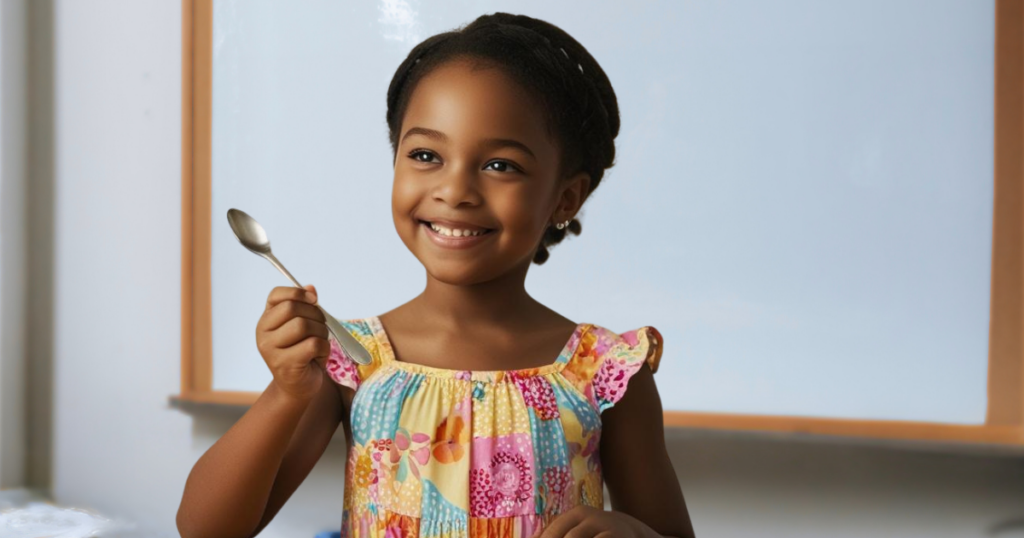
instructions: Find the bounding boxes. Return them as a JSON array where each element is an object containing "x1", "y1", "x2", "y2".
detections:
[{"x1": 226, "y1": 208, "x2": 372, "y2": 365}]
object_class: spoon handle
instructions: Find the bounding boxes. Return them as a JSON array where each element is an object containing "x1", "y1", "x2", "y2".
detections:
[
  {"x1": 262, "y1": 251, "x2": 373, "y2": 365},
  {"x1": 263, "y1": 251, "x2": 303, "y2": 290},
  {"x1": 321, "y1": 309, "x2": 374, "y2": 366}
]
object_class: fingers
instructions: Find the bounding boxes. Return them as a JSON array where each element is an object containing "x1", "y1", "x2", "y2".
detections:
[
  {"x1": 257, "y1": 285, "x2": 330, "y2": 353},
  {"x1": 536, "y1": 507, "x2": 586, "y2": 538},
  {"x1": 263, "y1": 299, "x2": 326, "y2": 332},
  {"x1": 264, "y1": 313, "x2": 330, "y2": 350},
  {"x1": 265, "y1": 285, "x2": 318, "y2": 312},
  {"x1": 262, "y1": 288, "x2": 325, "y2": 327},
  {"x1": 255, "y1": 284, "x2": 334, "y2": 399},
  {"x1": 275, "y1": 334, "x2": 332, "y2": 369}
]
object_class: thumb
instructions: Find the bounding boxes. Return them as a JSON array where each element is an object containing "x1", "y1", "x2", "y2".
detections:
[{"x1": 303, "y1": 284, "x2": 318, "y2": 304}]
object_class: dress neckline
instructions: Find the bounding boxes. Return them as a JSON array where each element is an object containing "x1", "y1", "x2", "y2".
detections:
[{"x1": 367, "y1": 314, "x2": 590, "y2": 381}]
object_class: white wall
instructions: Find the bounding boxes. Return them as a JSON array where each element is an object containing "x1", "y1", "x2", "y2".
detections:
[
  {"x1": 0, "y1": 0, "x2": 27, "y2": 491},
  {"x1": 206, "y1": 0, "x2": 996, "y2": 425},
  {"x1": 29, "y1": 1, "x2": 1024, "y2": 537}
]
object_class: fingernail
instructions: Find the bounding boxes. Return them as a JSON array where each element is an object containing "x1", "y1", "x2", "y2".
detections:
[{"x1": 306, "y1": 292, "x2": 317, "y2": 302}]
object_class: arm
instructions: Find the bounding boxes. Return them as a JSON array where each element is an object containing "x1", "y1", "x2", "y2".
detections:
[
  {"x1": 249, "y1": 381, "x2": 352, "y2": 536},
  {"x1": 175, "y1": 371, "x2": 345, "y2": 538},
  {"x1": 601, "y1": 364, "x2": 695, "y2": 538}
]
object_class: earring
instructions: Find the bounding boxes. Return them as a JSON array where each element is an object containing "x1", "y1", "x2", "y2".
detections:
[{"x1": 555, "y1": 219, "x2": 571, "y2": 230}]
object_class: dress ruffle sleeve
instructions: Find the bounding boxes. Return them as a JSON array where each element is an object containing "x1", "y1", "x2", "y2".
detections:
[
  {"x1": 563, "y1": 324, "x2": 664, "y2": 414},
  {"x1": 325, "y1": 318, "x2": 381, "y2": 391},
  {"x1": 593, "y1": 325, "x2": 663, "y2": 412}
]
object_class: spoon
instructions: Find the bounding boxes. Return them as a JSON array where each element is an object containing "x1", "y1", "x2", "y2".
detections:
[{"x1": 226, "y1": 208, "x2": 372, "y2": 365}]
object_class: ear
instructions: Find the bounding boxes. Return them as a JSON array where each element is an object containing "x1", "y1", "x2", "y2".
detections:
[{"x1": 553, "y1": 170, "x2": 591, "y2": 221}]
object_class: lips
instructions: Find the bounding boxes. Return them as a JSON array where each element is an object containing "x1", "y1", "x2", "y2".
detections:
[
  {"x1": 419, "y1": 220, "x2": 497, "y2": 249},
  {"x1": 418, "y1": 218, "x2": 495, "y2": 233},
  {"x1": 419, "y1": 220, "x2": 495, "y2": 237}
]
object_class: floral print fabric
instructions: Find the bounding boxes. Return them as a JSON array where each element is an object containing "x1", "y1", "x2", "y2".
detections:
[{"x1": 325, "y1": 315, "x2": 663, "y2": 538}]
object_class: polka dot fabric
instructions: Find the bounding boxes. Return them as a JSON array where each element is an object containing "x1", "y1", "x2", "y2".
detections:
[{"x1": 326, "y1": 316, "x2": 663, "y2": 538}]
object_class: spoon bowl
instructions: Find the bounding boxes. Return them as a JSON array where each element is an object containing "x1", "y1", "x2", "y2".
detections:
[{"x1": 227, "y1": 208, "x2": 271, "y2": 255}]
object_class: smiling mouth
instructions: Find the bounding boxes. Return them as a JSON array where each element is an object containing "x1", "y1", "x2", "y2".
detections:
[{"x1": 418, "y1": 220, "x2": 496, "y2": 237}]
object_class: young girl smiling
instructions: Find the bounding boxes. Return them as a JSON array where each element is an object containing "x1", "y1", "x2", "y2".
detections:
[{"x1": 178, "y1": 12, "x2": 695, "y2": 538}]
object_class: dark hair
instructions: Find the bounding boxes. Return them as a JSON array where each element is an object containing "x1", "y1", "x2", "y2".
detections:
[{"x1": 385, "y1": 12, "x2": 620, "y2": 265}]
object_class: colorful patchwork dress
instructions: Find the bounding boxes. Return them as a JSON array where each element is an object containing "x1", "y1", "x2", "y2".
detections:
[{"x1": 325, "y1": 315, "x2": 663, "y2": 538}]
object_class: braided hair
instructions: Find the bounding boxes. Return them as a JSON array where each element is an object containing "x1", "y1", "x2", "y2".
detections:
[{"x1": 385, "y1": 13, "x2": 620, "y2": 265}]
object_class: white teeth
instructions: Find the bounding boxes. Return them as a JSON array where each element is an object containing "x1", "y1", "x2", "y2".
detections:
[{"x1": 428, "y1": 222, "x2": 487, "y2": 237}]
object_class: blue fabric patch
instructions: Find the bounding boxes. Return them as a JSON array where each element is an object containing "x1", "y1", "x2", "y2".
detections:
[
  {"x1": 551, "y1": 375, "x2": 601, "y2": 434},
  {"x1": 351, "y1": 370, "x2": 424, "y2": 446},
  {"x1": 420, "y1": 479, "x2": 468, "y2": 536},
  {"x1": 527, "y1": 404, "x2": 570, "y2": 513}
]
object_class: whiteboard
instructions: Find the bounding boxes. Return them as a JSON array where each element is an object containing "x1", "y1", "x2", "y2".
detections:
[{"x1": 210, "y1": 0, "x2": 995, "y2": 424}]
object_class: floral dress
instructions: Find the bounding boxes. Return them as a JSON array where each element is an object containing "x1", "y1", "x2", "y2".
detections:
[{"x1": 325, "y1": 315, "x2": 664, "y2": 538}]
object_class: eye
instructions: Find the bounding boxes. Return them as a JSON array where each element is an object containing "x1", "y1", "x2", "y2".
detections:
[
  {"x1": 408, "y1": 149, "x2": 439, "y2": 164},
  {"x1": 484, "y1": 160, "x2": 522, "y2": 174},
  {"x1": 406, "y1": 150, "x2": 522, "y2": 174}
]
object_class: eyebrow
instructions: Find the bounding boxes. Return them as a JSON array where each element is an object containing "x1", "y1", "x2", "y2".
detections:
[{"x1": 401, "y1": 126, "x2": 536, "y2": 160}]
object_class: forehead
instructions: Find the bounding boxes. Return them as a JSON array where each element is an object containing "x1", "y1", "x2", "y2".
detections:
[{"x1": 400, "y1": 59, "x2": 555, "y2": 150}]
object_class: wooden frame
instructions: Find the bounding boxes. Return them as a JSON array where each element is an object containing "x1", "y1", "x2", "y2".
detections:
[{"x1": 172, "y1": 0, "x2": 1024, "y2": 446}]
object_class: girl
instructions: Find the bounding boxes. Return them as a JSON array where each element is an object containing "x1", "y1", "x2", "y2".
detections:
[{"x1": 177, "y1": 12, "x2": 695, "y2": 538}]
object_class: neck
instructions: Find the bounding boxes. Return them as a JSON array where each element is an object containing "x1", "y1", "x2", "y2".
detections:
[{"x1": 412, "y1": 258, "x2": 544, "y2": 329}]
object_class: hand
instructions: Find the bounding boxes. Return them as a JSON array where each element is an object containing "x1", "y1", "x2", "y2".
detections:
[
  {"x1": 255, "y1": 284, "x2": 331, "y2": 402},
  {"x1": 535, "y1": 505, "x2": 652, "y2": 538}
]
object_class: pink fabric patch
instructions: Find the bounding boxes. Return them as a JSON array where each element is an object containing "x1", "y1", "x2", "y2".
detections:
[
  {"x1": 592, "y1": 328, "x2": 653, "y2": 411},
  {"x1": 620, "y1": 328, "x2": 642, "y2": 347},
  {"x1": 469, "y1": 433, "x2": 535, "y2": 517},
  {"x1": 510, "y1": 374, "x2": 559, "y2": 421},
  {"x1": 542, "y1": 466, "x2": 574, "y2": 513},
  {"x1": 326, "y1": 335, "x2": 360, "y2": 390}
]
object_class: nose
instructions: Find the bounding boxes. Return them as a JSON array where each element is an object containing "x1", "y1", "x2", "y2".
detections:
[{"x1": 431, "y1": 160, "x2": 483, "y2": 207}]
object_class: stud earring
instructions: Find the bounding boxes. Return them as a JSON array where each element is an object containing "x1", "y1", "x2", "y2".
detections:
[{"x1": 555, "y1": 219, "x2": 571, "y2": 230}]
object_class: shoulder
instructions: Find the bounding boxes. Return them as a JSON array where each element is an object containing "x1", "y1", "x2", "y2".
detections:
[{"x1": 563, "y1": 322, "x2": 665, "y2": 413}]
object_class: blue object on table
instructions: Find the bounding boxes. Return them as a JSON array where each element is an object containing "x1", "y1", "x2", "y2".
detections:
[{"x1": 315, "y1": 532, "x2": 341, "y2": 538}]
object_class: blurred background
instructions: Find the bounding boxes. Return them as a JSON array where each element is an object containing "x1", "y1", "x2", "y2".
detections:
[{"x1": 1, "y1": 0, "x2": 1024, "y2": 537}]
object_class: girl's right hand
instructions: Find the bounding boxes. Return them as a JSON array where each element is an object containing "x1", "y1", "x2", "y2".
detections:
[{"x1": 255, "y1": 284, "x2": 332, "y2": 402}]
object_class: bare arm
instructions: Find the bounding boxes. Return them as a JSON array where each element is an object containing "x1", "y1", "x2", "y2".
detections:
[
  {"x1": 177, "y1": 284, "x2": 347, "y2": 538},
  {"x1": 601, "y1": 364, "x2": 696, "y2": 538},
  {"x1": 248, "y1": 380, "x2": 350, "y2": 536},
  {"x1": 175, "y1": 374, "x2": 343, "y2": 538}
]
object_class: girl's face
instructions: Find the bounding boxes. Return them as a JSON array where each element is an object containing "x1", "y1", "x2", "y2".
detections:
[{"x1": 392, "y1": 59, "x2": 589, "y2": 285}]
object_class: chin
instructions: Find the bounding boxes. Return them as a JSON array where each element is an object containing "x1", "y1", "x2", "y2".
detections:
[{"x1": 421, "y1": 258, "x2": 500, "y2": 286}]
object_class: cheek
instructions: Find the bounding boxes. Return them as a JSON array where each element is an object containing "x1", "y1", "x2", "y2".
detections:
[
  {"x1": 391, "y1": 175, "x2": 421, "y2": 218},
  {"x1": 494, "y1": 187, "x2": 552, "y2": 237},
  {"x1": 390, "y1": 181, "x2": 423, "y2": 249}
]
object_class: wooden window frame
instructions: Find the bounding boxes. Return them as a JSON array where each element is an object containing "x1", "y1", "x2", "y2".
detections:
[{"x1": 171, "y1": 0, "x2": 1024, "y2": 446}]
